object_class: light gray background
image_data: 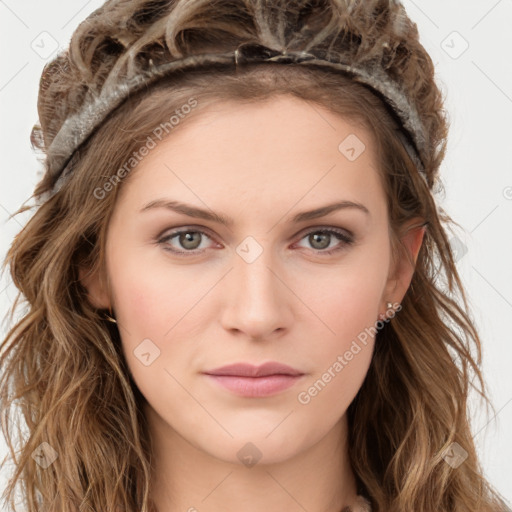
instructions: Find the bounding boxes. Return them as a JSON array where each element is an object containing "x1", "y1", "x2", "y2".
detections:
[{"x1": 0, "y1": 0, "x2": 511, "y2": 508}]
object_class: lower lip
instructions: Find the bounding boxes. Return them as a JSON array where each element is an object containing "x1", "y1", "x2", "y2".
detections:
[{"x1": 204, "y1": 374, "x2": 304, "y2": 397}]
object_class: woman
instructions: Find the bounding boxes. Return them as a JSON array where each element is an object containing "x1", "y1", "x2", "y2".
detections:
[{"x1": 1, "y1": 0, "x2": 509, "y2": 511}]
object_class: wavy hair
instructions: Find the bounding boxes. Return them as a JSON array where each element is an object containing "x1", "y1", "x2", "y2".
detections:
[{"x1": 1, "y1": 0, "x2": 510, "y2": 511}]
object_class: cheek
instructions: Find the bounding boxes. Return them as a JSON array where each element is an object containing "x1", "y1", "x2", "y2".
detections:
[
  {"x1": 293, "y1": 251, "x2": 388, "y2": 407},
  {"x1": 106, "y1": 247, "x2": 221, "y2": 392},
  {"x1": 295, "y1": 254, "x2": 388, "y2": 344},
  {"x1": 294, "y1": 277, "x2": 379, "y2": 421},
  {"x1": 107, "y1": 256, "x2": 204, "y2": 406},
  {"x1": 108, "y1": 247, "x2": 208, "y2": 338}
]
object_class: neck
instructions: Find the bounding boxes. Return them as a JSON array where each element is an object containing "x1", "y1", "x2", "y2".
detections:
[{"x1": 145, "y1": 402, "x2": 359, "y2": 512}]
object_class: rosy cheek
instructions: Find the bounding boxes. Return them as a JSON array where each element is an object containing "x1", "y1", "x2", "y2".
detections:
[
  {"x1": 322, "y1": 277, "x2": 380, "y2": 327},
  {"x1": 111, "y1": 269, "x2": 159, "y2": 337}
]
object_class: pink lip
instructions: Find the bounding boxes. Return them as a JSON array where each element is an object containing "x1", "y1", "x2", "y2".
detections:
[{"x1": 202, "y1": 362, "x2": 305, "y2": 398}]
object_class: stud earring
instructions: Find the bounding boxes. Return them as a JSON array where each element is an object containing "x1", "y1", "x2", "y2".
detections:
[{"x1": 378, "y1": 301, "x2": 395, "y2": 321}]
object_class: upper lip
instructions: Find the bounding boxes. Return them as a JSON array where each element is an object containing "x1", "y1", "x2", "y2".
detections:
[{"x1": 203, "y1": 362, "x2": 304, "y2": 377}]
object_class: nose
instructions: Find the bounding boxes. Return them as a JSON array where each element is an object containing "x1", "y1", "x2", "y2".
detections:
[{"x1": 219, "y1": 243, "x2": 293, "y2": 341}]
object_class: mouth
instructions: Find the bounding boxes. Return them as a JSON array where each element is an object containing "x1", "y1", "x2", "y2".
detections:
[
  {"x1": 203, "y1": 374, "x2": 305, "y2": 398},
  {"x1": 202, "y1": 361, "x2": 305, "y2": 397}
]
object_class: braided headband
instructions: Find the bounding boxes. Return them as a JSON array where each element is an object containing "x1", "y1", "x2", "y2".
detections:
[{"x1": 43, "y1": 41, "x2": 429, "y2": 198}]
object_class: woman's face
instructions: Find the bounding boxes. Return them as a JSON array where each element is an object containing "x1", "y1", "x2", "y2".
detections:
[{"x1": 82, "y1": 94, "x2": 423, "y2": 465}]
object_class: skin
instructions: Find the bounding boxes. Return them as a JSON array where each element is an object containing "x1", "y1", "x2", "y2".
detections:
[{"x1": 81, "y1": 95, "x2": 425, "y2": 512}]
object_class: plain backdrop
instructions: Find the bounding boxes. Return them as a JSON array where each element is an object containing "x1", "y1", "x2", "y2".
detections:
[{"x1": 0, "y1": 0, "x2": 511, "y2": 509}]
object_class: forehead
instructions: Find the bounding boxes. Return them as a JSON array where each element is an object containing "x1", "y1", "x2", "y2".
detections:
[{"x1": 116, "y1": 94, "x2": 385, "y2": 217}]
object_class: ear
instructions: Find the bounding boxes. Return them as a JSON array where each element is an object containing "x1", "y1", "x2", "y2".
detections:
[
  {"x1": 381, "y1": 217, "x2": 426, "y2": 312},
  {"x1": 79, "y1": 264, "x2": 111, "y2": 310}
]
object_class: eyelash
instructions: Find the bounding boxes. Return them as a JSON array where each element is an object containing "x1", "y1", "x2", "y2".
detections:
[{"x1": 156, "y1": 226, "x2": 355, "y2": 257}]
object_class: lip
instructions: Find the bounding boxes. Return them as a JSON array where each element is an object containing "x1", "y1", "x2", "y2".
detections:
[
  {"x1": 202, "y1": 362, "x2": 305, "y2": 398},
  {"x1": 203, "y1": 362, "x2": 303, "y2": 377}
]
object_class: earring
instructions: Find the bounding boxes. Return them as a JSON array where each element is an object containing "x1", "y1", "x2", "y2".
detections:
[
  {"x1": 379, "y1": 301, "x2": 395, "y2": 321},
  {"x1": 104, "y1": 305, "x2": 117, "y2": 324}
]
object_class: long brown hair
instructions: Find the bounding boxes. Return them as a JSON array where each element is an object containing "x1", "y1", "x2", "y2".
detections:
[{"x1": 1, "y1": 1, "x2": 509, "y2": 511}]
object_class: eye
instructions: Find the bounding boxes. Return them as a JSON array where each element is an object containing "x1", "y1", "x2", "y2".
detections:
[
  {"x1": 157, "y1": 226, "x2": 355, "y2": 257},
  {"x1": 294, "y1": 227, "x2": 354, "y2": 255},
  {"x1": 157, "y1": 227, "x2": 218, "y2": 256}
]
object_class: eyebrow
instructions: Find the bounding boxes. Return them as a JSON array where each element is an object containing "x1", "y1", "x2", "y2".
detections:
[{"x1": 139, "y1": 199, "x2": 370, "y2": 226}]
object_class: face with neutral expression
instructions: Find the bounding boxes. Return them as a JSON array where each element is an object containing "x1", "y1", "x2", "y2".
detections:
[{"x1": 82, "y1": 94, "x2": 424, "y2": 467}]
